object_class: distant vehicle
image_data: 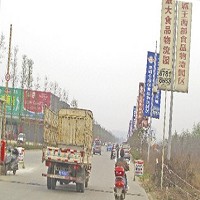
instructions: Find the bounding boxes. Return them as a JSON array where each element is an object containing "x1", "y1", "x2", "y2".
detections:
[
  {"x1": 94, "y1": 138, "x2": 101, "y2": 146},
  {"x1": 93, "y1": 144, "x2": 101, "y2": 155},
  {"x1": 123, "y1": 148, "x2": 131, "y2": 161},
  {"x1": 107, "y1": 143, "x2": 113, "y2": 151},
  {"x1": 121, "y1": 142, "x2": 130, "y2": 149},
  {"x1": 17, "y1": 133, "x2": 26, "y2": 145}
]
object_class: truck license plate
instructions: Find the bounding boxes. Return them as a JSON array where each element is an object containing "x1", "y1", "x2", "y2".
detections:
[{"x1": 59, "y1": 170, "x2": 69, "y2": 176}]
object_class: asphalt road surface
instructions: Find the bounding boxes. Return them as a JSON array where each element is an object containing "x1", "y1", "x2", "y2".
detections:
[{"x1": 0, "y1": 146, "x2": 149, "y2": 200}]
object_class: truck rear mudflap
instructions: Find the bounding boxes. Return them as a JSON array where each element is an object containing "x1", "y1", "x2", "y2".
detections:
[{"x1": 42, "y1": 173, "x2": 84, "y2": 183}]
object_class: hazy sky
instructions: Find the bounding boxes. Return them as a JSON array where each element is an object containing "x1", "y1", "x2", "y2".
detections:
[{"x1": 0, "y1": 0, "x2": 200, "y2": 140}]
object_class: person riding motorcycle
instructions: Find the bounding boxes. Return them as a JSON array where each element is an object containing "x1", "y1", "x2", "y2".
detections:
[
  {"x1": 115, "y1": 148, "x2": 129, "y2": 189},
  {"x1": 110, "y1": 144, "x2": 115, "y2": 159}
]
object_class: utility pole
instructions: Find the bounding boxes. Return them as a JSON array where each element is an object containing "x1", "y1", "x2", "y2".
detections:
[{"x1": 3, "y1": 24, "x2": 12, "y2": 140}]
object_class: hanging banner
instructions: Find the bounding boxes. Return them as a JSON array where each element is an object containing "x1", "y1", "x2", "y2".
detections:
[
  {"x1": 152, "y1": 53, "x2": 161, "y2": 119},
  {"x1": 158, "y1": 0, "x2": 176, "y2": 91},
  {"x1": 143, "y1": 52, "x2": 161, "y2": 119},
  {"x1": 136, "y1": 82, "x2": 144, "y2": 129},
  {"x1": 174, "y1": 2, "x2": 192, "y2": 93},
  {"x1": 127, "y1": 120, "x2": 132, "y2": 138},
  {"x1": 143, "y1": 51, "x2": 155, "y2": 117},
  {"x1": 132, "y1": 106, "x2": 136, "y2": 131}
]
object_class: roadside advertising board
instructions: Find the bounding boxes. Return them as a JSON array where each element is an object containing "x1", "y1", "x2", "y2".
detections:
[{"x1": 134, "y1": 160, "x2": 144, "y2": 176}]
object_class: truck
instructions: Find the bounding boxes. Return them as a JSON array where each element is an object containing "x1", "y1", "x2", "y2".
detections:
[{"x1": 42, "y1": 107, "x2": 93, "y2": 193}]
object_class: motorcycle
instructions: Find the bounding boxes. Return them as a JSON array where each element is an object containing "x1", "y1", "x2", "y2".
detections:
[
  {"x1": 4, "y1": 147, "x2": 19, "y2": 175},
  {"x1": 114, "y1": 166, "x2": 127, "y2": 200},
  {"x1": 111, "y1": 148, "x2": 116, "y2": 160}
]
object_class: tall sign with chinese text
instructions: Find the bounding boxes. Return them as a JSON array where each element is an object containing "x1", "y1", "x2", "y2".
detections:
[
  {"x1": 152, "y1": 53, "x2": 161, "y2": 119},
  {"x1": 174, "y1": 2, "x2": 192, "y2": 92},
  {"x1": 158, "y1": 0, "x2": 176, "y2": 91},
  {"x1": 136, "y1": 82, "x2": 144, "y2": 129},
  {"x1": 143, "y1": 51, "x2": 161, "y2": 119},
  {"x1": 132, "y1": 106, "x2": 136, "y2": 131}
]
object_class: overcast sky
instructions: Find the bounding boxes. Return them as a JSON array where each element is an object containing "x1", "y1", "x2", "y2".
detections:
[{"x1": 0, "y1": 0, "x2": 200, "y2": 140}]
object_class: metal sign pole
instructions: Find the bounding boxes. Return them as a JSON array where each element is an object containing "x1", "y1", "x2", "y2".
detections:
[
  {"x1": 3, "y1": 24, "x2": 12, "y2": 140},
  {"x1": 161, "y1": 90, "x2": 167, "y2": 190},
  {"x1": 167, "y1": 0, "x2": 178, "y2": 161}
]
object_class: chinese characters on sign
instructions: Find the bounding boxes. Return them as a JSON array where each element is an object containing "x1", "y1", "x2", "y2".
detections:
[
  {"x1": 175, "y1": 2, "x2": 192, "y2": 93},
  {"x1": 143, "y1": 52, "x2": 154, "y2": 117},
  {"x1": 132, "y1": 106, "x2": 136, "y2": 131},
  {"x1": 158, "y1": 0, "x2": 176, "y2": 91},
  {"x1": 134, "y1": 160, "x2": 144, "y2": 176},
  {"x1": 136, "y1": 82, "x2": 144, "y2": 129},
  {"x1": 143, "y1": 52, "x2": 161, "y2": 119}
]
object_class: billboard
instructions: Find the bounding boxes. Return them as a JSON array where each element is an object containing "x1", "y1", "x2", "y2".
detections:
[
  {"x1": 0, "y1": 86, "x2": 51, "y2": 119},
  {"x1": 158, "y1": 0, "x2": 176, "y2": 91},
  {"x1": 24, "y1": 89, "x2": 51, "y2": 118},
  {"x1": 0, "y1": 87, "x2": 23, "y2": 116},
  {"x1": 174, "y1": 2, "x2": 192, "y2": 93}
]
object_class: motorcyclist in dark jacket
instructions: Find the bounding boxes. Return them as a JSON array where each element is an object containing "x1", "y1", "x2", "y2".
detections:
[{"x1": 115, "y1": 148, "x2": 129, "y2": 189}]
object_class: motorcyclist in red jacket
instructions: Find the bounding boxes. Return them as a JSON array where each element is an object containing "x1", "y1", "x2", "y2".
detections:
[{"x1": 115, "y1": 148, "x2": 129, "y2": 189}]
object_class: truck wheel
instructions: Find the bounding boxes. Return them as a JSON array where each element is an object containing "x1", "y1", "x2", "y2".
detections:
[
  {"x1": 85, "y1": 180, "x2": 88, "y2": 188},
  {"x1": 76, "y1": 183, "x2": 85, "y2": 193},
  {"x1": 47, "y1": 177, "x2": 52, "y2": 189},
  {"x1": 51, "y1": 178, "x2": 56, "y2": 190},
  {"x1": 80, "y1": 183, "x2": 85, "y2": 193},
  {"x1": 47, "y1": 166, "x2": 54, "y2": 190},
  {"x1": 76, "y1": 183, "x2": 80, "y2": 192}
]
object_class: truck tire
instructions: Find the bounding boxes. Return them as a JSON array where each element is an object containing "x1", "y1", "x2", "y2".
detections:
[
  {"x1": 51, "y1": 178, "x2": 56, "y2": 190},
  {"x1": 76, "y1": 183, "x2": 80, "y2": 192},
  {"x1": 47, "y1": 166, "x2": 55, "y2": 190},
  {"x1": 85, "y1": 180, "x2": 88, "y2": 188},
  {"x1": 76, "y1": 183, "x2": 85, "y2": 193},
  {"x1": 80, "y1": 183, "x2": 85, "y2": 193},
  {"x1": 47, "y1": 177, "x2": 52, "y2": 189}
]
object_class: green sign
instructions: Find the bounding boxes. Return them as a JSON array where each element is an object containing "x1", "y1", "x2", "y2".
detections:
[{"x1": 0, "y1": 86, "x2": 24, "y2": 116}]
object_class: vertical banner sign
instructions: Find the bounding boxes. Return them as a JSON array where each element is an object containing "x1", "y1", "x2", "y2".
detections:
[
  {"x1": 143, "y1": 51, "x2": 155, "y2": 117},
  {"x1": 132, "y1": 106, "x2": 136, "y2": 131},
  {"x1": 136, "y1": 82, "x2": 144, "y2": 129},
  {"x1": 128, "y1": 120, "x2": 132, "y2": 138},
  {"x1": 158, "y1": 0, "x2": 176, "y2": 91},
  {"x1": 152, "y1": 53, "x2": 161, "y2": 119},
  {"x1": 175, "y1": 2, "x2": 192, "y2": 93},
  {"x1": 143, "y1": 52, "x2": 161, "y2": 119}
]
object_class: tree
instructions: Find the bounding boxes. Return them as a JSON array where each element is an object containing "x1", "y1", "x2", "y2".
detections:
[
  {"x1": 10, "y1": 46, "x2": 19, "y2": 139},
  {"x1": 62, "y1": 89, "x2": 68, "y2": 103},
  {"x1": 19, "y1": 55, "x2": 28, "y2": 128},
  {"x1": 0, "y1": 33, "x2": 6, "y2": 64},
  {"x1": 43, "y1": 75, "x2": 49, "y2": 92},
  {"x1": 70, "y1": 98, "x2": 78, "y2": 108}
]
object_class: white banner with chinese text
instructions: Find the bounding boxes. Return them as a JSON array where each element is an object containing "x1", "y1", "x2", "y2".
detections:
[
  {"x1": 158, "y1": 0, "x2": 176, "y2": 91},
  {"x1": 174, "y1": 2, "x2": 192, "y2": 93}
]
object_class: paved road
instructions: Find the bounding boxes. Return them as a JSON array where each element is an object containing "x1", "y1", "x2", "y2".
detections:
[{"x1": 0, "y1": 146, "x2": 149, "y2": 200}]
